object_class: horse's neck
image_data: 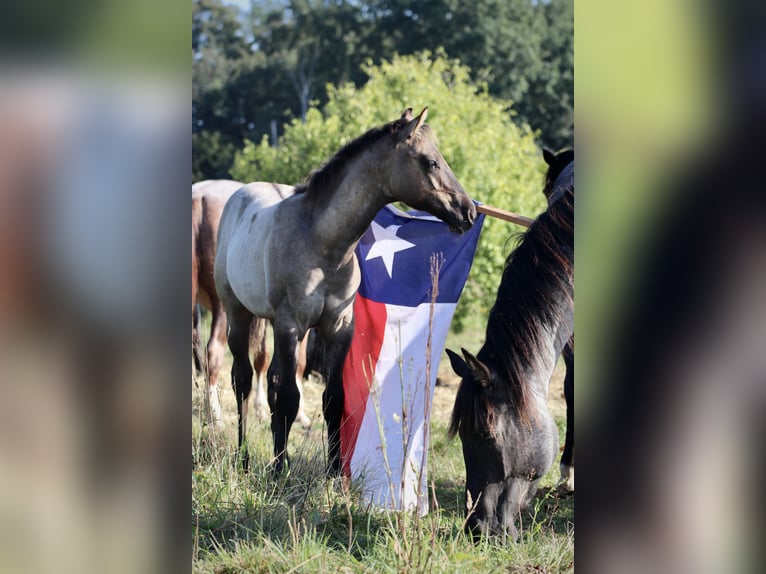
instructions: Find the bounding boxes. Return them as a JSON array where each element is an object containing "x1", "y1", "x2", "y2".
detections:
[
  {"x1": 310, "y1": 160, "x2": 391, "y2": 261},
  {"x1": 536, "y1": 325, "x2": 568, "y2": 395},
  {"x1": 505, "y1": 337, "x2": 560, "y2": 398},
  {"x1": 482, "y1": 309, "x2": 570, "y2": 401}
]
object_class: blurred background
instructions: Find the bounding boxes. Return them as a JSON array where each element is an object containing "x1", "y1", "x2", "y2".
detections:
[
  {"x1": 0, "y1": 0, "x2": 764, "y2": 572},
  {"x1": 0, "y1": 1, "x2": 189, "y2": 573}
]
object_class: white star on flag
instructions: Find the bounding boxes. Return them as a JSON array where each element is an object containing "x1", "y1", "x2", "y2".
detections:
[{"x1": 364, "y1": 221, "x2": 416, "y2": 278}]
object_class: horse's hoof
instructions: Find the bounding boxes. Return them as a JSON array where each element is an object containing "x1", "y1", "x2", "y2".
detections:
[
  {"x1": 253, "y1": 403, "x2": 270, "y2": 423},
  {"x1": 268, "y1": 454, "x2": 289, "y2": 476},
  {"x1": 326, "y1": 459, "x2": 342, "y2": 477},
  {"x1": 208, "y1": 415, "x2": 225, "y2": 430},
  {"x1": 296, "y1": 412, "x2": 311, "y2": 429},
  {"x1": 558, "y1": 464, "x2": 574, "y2": 493},
  {"x1": 207, "y1": 386, "x2": 224, "y2": 426},
  {"x1": 237, "y1": 451, "x2": 250, "y2": 473}
]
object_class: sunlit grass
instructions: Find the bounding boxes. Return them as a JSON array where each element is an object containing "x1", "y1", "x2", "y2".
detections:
[{"x1": 192, "y1": 324, "x2": 573, "y2": 573}]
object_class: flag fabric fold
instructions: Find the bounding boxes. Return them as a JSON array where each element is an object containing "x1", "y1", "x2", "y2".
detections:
[{"x1": 341, "y1": 205, "x2": 484, "y2": 514}]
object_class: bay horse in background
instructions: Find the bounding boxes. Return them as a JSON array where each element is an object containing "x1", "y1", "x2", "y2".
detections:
[
  {"x1": 215, "y1": 107, "x2": 476, "y2": 472},
  {"x1": 192, "y1": 180, "x2": 310, "y2": 427},
  {"x1": 543, "y1": 148, "x2": 575, "y2": 491},
  {"x1": 447, "y1": 177, "x2": 573, "y2": 540}
]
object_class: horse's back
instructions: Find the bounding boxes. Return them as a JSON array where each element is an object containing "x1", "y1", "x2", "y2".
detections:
[
  {"x1": 240, "y1": 181, "x2": 296, "y2": 208},
  {"x1": 192, "y1": 180, "x2": 244, "y2": 231},
  {"x1": 216, "y1": 181, "x2": 295, "y2": 247},
  {"x1": 192, "y1": 179, "x2": 243, "y2": 204}
]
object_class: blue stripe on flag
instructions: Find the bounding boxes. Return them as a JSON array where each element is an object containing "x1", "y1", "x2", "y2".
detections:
[{"x1": 356, "y1": 205, "x2": 485, "y2": 307}]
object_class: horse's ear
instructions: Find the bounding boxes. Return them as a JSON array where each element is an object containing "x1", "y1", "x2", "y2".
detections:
[
  {"x1": 398, "y1": 106, "x2": 428, "y2": 141},
  {"x1": 460, "y1": 347, "x2": 492, "y2": 388},
  {"x1": 413, "y1": 106, "x2": 428, "y2": 133},
  {"x1": 543, "y1": 148, "x2": 555, "y2": 166},
  {"x1": 400, "y1": 108, "x2": 414, "y2": 122},
  {"x1": 446, "y1": 348, "x2": 469, "y2": 379}
]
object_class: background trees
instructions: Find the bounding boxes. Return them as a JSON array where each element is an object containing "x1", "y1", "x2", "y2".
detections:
[{"x1": 192, "y1": 0, "x2": 574, "y2": 181}]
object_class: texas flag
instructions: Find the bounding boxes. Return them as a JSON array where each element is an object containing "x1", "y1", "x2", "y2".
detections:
[{"x1": 341, "y1": 205, "x2": 484, "y2": 514}]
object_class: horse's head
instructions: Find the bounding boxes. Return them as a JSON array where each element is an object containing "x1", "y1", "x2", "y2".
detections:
[
  {"x1": 446, "y1": 347, "x2": 550, "y2": 541},
  {"x1": 542, "y1": 148, "x2": 574, "y2": 203},
  {"x1": 386, "y1": 108, "x2": 476, "y2": 233}
]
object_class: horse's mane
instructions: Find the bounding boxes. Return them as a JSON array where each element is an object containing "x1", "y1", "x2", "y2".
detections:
[
  {"x1": 449, "y1": 182, "x2": 574, "y2": 438},
  {"x1": 294, "y1": 117, "x2": 435, "y2": 204}
]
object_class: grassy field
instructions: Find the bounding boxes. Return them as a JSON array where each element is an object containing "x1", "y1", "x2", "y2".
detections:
[{"x1": 192, "y1": 319, "x2": 574, "y2": 573}]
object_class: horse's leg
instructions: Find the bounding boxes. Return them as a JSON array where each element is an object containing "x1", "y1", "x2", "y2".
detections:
[
  {"x1": 560, "y1": 340, "x2": 574, "y2": 491},
  {"x1": 206, "y1": 304, "x2": 228, "y2": 427},
  {"x1": 320, "y1": 321, "x2": 354, "y2": 476},
  {"x1": 228, "y1": 312, "x2": 254, "y2": 470},
  {"x1": 294, "y1": 332, "x2": 311, "y2": 428},
  {"x1": 250, "y1": 318, "x2": 270, "y2": 422},
  {"x1": 268, "y1": 318, "x2": 303, "y2": 472},
  {"x1": 192, "y1": 232, "x2": 202, "y2": 376},
  {"x1": 192, "y1": 305, "x2": 204, "y2": 375},
  {"x1": 192, "y1": 305, "x2": 205, "y2": 374}
]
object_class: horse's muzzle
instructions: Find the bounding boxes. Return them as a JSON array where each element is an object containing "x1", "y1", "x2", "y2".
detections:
[
  {"x1": 450, "y1": 202, "x2": 476, "y2": 234},
  {"x1": 465, "y1": 514, "x2": 519, "y2": 543}
]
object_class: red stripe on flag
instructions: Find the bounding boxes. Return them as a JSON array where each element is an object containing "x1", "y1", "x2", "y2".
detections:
[{"x1": 340, "y1": 295, "x2": 387, "y2": 477}]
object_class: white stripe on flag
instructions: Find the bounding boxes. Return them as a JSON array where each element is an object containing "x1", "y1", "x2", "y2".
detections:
[{"x1": 350, "y1": 301, "x2": 457, "y2": 514}]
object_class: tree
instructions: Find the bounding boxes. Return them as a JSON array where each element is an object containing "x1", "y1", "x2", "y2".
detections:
[
  {"x1": 192, "y1": 0, "x2": 573, "y2": 180},
  {"x1": 193, "y1": 0, "x2": 253, "y2": 179},
  {"x1": 192, "y1": 130, "x2": 237, "y2": 180},
  {"x1": 231, "y1": 52, "x2": 548, "y2": 329},
  {"x1": 246, "y1": 0, "x2": 376, "y2": 122},
  {"x1": 361, "y1": 0, "x2": 573, "y2": 149},
  {"x1": 531, "y1": 0, "x2": 574, "y2": 148}
]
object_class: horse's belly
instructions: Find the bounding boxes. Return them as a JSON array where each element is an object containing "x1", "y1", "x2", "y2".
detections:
[{"x1": 226, "y1": 229, "x2": 274, "y2": 319}]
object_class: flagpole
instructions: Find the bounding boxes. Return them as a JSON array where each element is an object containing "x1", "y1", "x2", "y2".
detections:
[{"x1": 476, "y1": 204, "x2": 534, "y2": 227}]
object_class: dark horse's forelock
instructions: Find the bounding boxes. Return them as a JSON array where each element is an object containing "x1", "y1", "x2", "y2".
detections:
[
  {"x1": 449, "y1": 182, "x2": 574, "y2": 439},
  {"x1": 295, "y1": 116, "x2": 434, "y2": 204}
]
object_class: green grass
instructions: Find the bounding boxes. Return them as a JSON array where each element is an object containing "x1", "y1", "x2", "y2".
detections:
[
  {"x1": 193, "y1": 308, "x2": 573, "y2": 573},
  {"x1": 192, "y1": 397, "x2": 573, "y2": 572}
]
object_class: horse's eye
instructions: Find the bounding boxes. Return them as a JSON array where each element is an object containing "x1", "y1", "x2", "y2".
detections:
[{"x1": 426, "y1": 159, "x2": 439, "y2": 170}]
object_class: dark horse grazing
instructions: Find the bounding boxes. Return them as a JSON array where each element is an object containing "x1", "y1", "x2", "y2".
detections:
[
  {"x1": 543, "y1": 148, "x2": 575, "y2": 491},
  {"x1": 447, "y1": 181, "x2": 574, "y2": 540},
  {"x1": 192, "y1": 180, "x2": 310, "y2": 427},
  {"x1": 215, "y1": 108, "x2": 476, "y2": 472}
]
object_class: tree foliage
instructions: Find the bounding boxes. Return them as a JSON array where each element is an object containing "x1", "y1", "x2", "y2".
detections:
[
  {"x1": 192, "y1": 0, "x2": 253, "y2": 180},
  {"x1": 192, "y1": 0, "x2": 573, "y2": 180},
  {"x1": 231, "y1": 53, "x2": 547, "y2": 329}
]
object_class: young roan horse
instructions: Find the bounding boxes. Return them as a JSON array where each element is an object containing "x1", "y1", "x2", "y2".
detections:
[
  {"x1": 215, "y1": 107, "x2": 476, "y2": 472},
  {"x1": 543, "y1": 148, "x2": 575, "y2": 492},
  {"x1": 447, "y1": 175, "x2": 574, "y2": 540},
  {"x1": 192, "y1": 180, "x2": 310, "y2": 427}
]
